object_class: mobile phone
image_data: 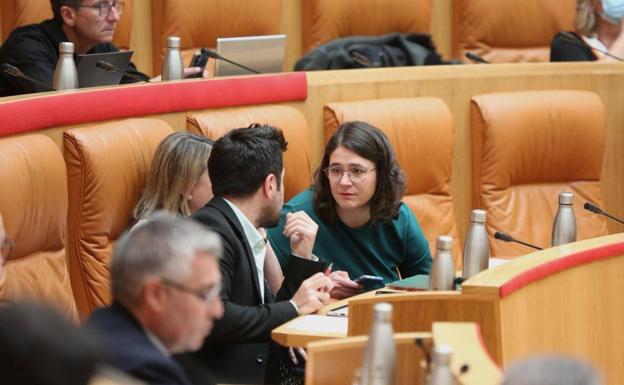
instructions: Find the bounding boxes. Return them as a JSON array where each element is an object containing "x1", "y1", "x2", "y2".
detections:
[
  {"x1": 354, "y1": 275, "x2": 385, "y2": 291},
  {"x1": 188, "y1": 51, "x2": 209, "y2": 78}
]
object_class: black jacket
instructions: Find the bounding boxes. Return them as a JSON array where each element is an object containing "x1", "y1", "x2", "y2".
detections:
[
  {"x1": 87, "y1": 303, "x2": 195, "y2": 385},
  {"x1": 550, "y1": 31, "x2": 598, "y2": 62},
  {"x1": 179, "y1": 197, "x2": 325, "y2": 384},
  {"x1": 0, "y1": 19, "x2": 148, "y2": 96}
]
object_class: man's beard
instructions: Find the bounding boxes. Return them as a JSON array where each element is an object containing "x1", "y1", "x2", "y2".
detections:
[{"x1": 257, "y1": 198, "x2": 281, "y2": 228}]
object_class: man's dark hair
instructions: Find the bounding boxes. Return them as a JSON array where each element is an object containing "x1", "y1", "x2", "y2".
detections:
[
  {"x1": 313, "y1": 120, "x2": 407, "y2": 224},
  {"x1": 0, "y1": 302, "x2": 100, "y2": 385},
  {"x1": 50, "y1": 0, "x2": 82, "y2": 21},
  {"x1": 209, "y1": 123, "x2": 288, "y2": 198}
]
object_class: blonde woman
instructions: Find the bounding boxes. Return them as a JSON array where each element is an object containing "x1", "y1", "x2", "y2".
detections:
[
  {"x1": 551, "y1": 0, "x2": 624, "y2": 61},
  {"x1": 134, "y1": 132, "x2": 214, "y2": 220},
  {"x1": 133, "y1": 131, "x2": 284, "y2": 292}
]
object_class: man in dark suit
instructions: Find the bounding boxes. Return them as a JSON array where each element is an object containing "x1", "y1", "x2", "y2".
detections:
[
  {"x1": 184, "y1": 124, "x2": 333, "y2": 384},
  {"x1": 86, "y1": 214, "x2": 224, "y2": 385}
]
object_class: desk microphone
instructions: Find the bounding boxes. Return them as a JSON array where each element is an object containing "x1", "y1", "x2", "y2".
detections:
[
  {"x1": 584, "y1": 202, "x2": 624, "y2": 225},
  {"x1": 494, "y1": 231, "x2": 543, "y2": 251},
  {"x1": 465, "y1": 52, "x2": 490, "y2": 64},
  {"x1": 1, "y1": 63, "x2": 56, "y2": 91},
  {"x1": 559, "y1": 31, "x2": 624, "y2": 62},
  {"x1": 96, "y1": 60, "x2": 150, "y2": 82},
  {"x1": 200, "y1": 48, "x2": 260, "y2": 74}
]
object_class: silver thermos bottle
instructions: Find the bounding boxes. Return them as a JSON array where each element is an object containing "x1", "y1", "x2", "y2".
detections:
[
  {"x1": 429, "y1": 236, "x2": 455, "y2": 291},
  {"x1": 552, "y1": 192, "x2": 577, "y2": 246},
  {"x1": 161, "y1": 36, "x2": 184, "y2": 81},
  {"x1": 462, "y1": 209, "x2": 490, "y2": 279},
  {"x1": 425, "y1": 345, "x2": 455, "y2": 385},
  {"x1": 53, "y1": 42, "x2": 78, "y2": 90},
  {"x1": 361, "y1": 303, "x2": 396, "y2": 385}
]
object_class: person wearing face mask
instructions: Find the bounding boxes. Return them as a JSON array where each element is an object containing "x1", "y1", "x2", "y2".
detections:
[
  {"x1": 267, "y1": 121, "x2": 432, "y2": 300},
  {"x1": 551, "y1": 0, "x2": 624, "y2": 61}
]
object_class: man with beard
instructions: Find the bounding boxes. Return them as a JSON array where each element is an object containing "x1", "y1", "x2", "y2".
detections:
[{"x1": 184, "y1": 123, "x2": 333, "y2": 385}]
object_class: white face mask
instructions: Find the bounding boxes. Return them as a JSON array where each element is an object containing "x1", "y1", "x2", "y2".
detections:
[{"x1": 602, "y1": 0, "x2": 624, "y2": 24}]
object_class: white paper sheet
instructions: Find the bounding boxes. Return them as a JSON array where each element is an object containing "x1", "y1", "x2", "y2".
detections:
[{"x1": 286, "y1": 315, "x2": 348, "y2": 334}]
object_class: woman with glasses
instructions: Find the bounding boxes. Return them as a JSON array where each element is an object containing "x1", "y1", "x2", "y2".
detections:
[{"x1": 268, "y1": 121, "x2": 432, "y2": 299}]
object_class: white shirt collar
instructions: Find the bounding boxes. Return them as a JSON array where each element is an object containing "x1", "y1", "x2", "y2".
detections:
[
  {"x1": 223, "y1": 198, "x2": 267, "y2": 303},
  {"x1": 144, "y1": 328, "x2": 170, "y2": 357}
]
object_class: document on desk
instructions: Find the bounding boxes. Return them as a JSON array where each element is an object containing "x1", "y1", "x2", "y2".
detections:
[{"x1": 286, "y1": 315, "x2": 348, "y2": 334}]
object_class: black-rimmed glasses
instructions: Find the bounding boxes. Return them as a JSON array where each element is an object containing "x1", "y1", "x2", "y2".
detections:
[
  {"x1": 161, "y1": 278, "x2": 221, "y2": 303},
  {"x1": 73, "y1": 1, "x2": 125, "y2": 17}
]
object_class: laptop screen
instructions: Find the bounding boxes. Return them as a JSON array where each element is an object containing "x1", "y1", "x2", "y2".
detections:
[
  {"x1": 76, "y1": 51, "x2": 133, "y2": 88},
  {"x1": 215, "y1": 35, "x2": 285, "y2": 77}
]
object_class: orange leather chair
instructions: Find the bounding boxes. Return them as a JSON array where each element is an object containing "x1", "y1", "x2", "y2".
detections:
[
  {"x1": 64, "y1": 119, "x2": 173, "y2": 318},
  {"x1": 0, "y1": 134, "x2": 78, "y2": 321},
  {"x1": 471, "y1": 90, "x2": 608, "y2": 258},
  {"x1": 453, "y1": 0, "x2": 575, "y2": 63},
  {"x1": 151, "y1": 0, "x2": 282, "y2": 75},
  {"x1": 187, "y1": 105, "x2": 311, "y2": 201},
  {"x1": 1, "y1": 0, "x2": 133, "y2": 49},
  {"x1": 324, "y1": 98, "x2": 460, "y2": 263},
  {"x1": 301, "y1": 0, "x2": 432, "y2": 54}
]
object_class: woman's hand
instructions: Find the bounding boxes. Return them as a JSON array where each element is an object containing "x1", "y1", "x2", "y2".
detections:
[{"x1": 328, "y1": 271, "x2": 361, "y2": 299}]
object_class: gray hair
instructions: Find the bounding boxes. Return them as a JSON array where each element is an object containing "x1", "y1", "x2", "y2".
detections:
[
  {"x1": 576, "y1": 0, "x2": 598, "y2": 36},
  {"x1": 110, "y1": 212, "x2": 221, "y2": 307},
  {"x1": 501, "y1": 355, "x2": 603, "y2": 385}
]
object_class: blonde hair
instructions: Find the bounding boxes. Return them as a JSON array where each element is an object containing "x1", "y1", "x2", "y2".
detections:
[
  {"x1": 134, "y1": 132, "x2": 213, "y2": 219},
  {"x1": 576, "y1": 0, "x2": 599, "y2": 36}
]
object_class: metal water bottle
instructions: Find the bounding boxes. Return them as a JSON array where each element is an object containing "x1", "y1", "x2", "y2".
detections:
[
  {"x1": 429, "y1": 236, "x2": 455, "y2": 290},
  {"x1": 425, "y1": 345, "x2": 454, "y2": 385},
  {"x1": 462, "y1": 209, "x2": 490, "y2": 279},
  {"x1": 552, "y1": 192, "x2": 577, "y2": 246},
  {"x1": 52, "y1": 42, "x2": 78, "y2": 90},
  {"x1": 361, "y1": 303, "x2": 396, "y2": 385},
  {"x1": 161, "y1": 36, "x2": 184, "y2": 81}
]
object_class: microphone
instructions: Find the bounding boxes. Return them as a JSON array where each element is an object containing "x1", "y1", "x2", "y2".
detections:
[
  {"x1": 494, "y1": 231, "x2": 543, "y2": 251},
  {"x1": 465, "y1": 52, "x2": 490, "y2": 64},
  {"x1": 559, "y1": 31, "x2": 624, "y2": 62},
  {"x1": 1, "y1": 63, "x2": 56, "y2": 91},
  {"x1": 96, "y1": 60, "x2": 150, "y2": 83},
  {"x1": 200, "y1": 48, "x2": 260, "y2": 74},
  {"x1": 584, "y1": 202, "x2": 624, "y2": 225}
]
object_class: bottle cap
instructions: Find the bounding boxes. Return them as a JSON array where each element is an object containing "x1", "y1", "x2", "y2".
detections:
[
  {"x1": 436, "y1": 235, "x2": 453, "y2": 252},
  {"x1": 167, "y1": 36, "x2": 181, "y2": 48},
  {"x1": 372, "y1": 302, "x2": 392, "y2": 322},
  {"x1": 59, "y1": 42, "x2": 74, "y2": 54},
  {"x1": 470, "y1": 209, "x2": 486, "y2": 223},
  {"x1": 432, "y1": 344, "x2": 453, "y2": 365},
  {"x1": 559, "y1": 192, "x2": 574, "y2": 205}
]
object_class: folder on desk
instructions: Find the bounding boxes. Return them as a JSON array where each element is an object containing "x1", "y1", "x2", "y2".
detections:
[{"x1": 387, "y1": 274, "x2": 430, "y2": 291}]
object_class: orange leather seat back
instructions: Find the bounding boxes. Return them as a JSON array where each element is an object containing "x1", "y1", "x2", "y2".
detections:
[
  {"x1": 0, "y1": 134, "x2": 78, "y2": 321},
  {"x1": 302, "y1": 0, "x2": 432, "y2": 54},
  {"x1": 151, "y1": 0, "x2": 282, "y2": 75},
  {"x1": 64, "y1": 119, "x2": 173, "y2": 318},
  {"x1": 454, "y1": 0, "x2": 575, "y2": 63},
  {"x1": 187, "y1": 105, "x2": 311, "y2": 201},
  {"x1": 324, "y1": 98, "x2": 460, "y2": 263},
  {"x1": 471, "y1": 90, "x2": 608, "y2": 258},
  {"x1": 1, "y1": 0, "x2": 133, "y2": 49}
]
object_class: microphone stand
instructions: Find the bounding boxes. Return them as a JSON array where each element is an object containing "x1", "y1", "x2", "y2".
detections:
[
  {"x1": 201, "y1": 48, "x2": 261, "y2": 74},
  {"x1": 1, "y1": 63, "x2": 56, "y2": 91},
  {"x1": 96, "y1": 60, "x2": 150, "y2": 83}
]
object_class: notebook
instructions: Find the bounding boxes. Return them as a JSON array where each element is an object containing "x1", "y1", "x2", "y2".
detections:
[{"x1": 76, "y1": 50, "x2": 133, "y2": 88}]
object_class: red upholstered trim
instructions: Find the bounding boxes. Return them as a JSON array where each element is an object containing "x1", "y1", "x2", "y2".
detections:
[
  {"x1": 499, "y1": 242, "x2": 624, "y2": 298},
  {"x1": 0, "y1": 72, "x2": 307, "y2": 136}
]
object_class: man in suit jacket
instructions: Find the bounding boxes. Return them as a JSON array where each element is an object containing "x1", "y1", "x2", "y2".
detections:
[
  {"x1": 86, "y1": 214, "x2": 224, "y2": 385},
  {"x1": 184, "y1": 124, "x2": 333, "y2": 384}
]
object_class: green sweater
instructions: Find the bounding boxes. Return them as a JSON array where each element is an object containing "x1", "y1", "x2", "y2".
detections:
[{"x1": 267, "y1": 189, "x2": 432, "y2": 283}]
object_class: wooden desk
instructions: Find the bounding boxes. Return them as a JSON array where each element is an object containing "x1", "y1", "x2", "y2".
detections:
[
  {"x1": 304, "y1": 322, "x2": 501, "y2": 385},
  {"x1": 273, "y1": 233, "x2": 624, "y2": 385}
]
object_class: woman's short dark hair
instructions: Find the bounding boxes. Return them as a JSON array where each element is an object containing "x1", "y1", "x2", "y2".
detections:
[{"x1": 313, "y1": 121, "x2": 406, "y2": 224}]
